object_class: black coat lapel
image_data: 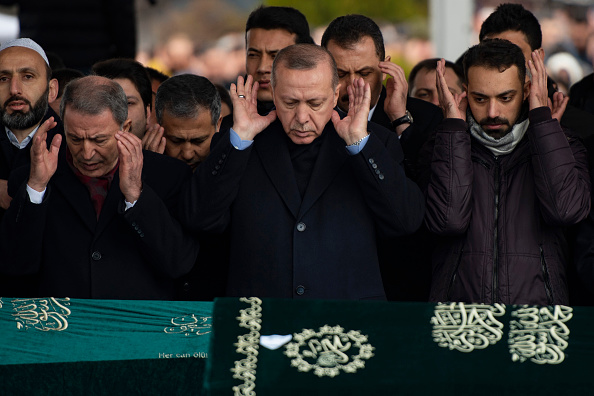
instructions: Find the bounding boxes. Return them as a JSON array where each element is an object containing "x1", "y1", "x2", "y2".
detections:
[
  {"x1": 52, "y1": 154, "x2": 97, "y2": 232},
  {"x1": 255, "y1": 122, "x2": 301, "y2": 218},
  {"x1": 298, "y1": 124, "x2": 347, "y2": 218}
]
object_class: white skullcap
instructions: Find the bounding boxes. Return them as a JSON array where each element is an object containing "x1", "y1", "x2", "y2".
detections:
[{"x1": 0, "y1": 38, "x2": 50, "y2": 66}]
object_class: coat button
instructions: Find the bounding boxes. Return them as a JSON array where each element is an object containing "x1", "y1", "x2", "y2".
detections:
[
  {"x1": 296, "y1": 285, "x2": 305, "y2": 295},
  {"x1": 372, "y1": 163, "x2": 378, "y2": 169},
  {"x1": 296, "y1": 222, "x2": 306, "y2": 232},
  {"x1": 91, "y1": 251, "x2": 102, "y2": 261},
  {"x1": 183, "y1": 282, "x2": 191, "y2": 291},
  {"x1": 378, "y1": 174, "x2": 385, "y2": 180},
  {"x1": 369, "y1": 158, "x2": 375, "y2": 164}
]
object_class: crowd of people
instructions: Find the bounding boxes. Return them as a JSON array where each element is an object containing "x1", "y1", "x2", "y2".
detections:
[{"x1": 1, "y1": 3, "x2": 594, "y2": 306}]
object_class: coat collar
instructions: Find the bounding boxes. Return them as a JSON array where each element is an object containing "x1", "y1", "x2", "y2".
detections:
[{"x1": 255, "y1": 120, "x2": 348, "y2": 219}]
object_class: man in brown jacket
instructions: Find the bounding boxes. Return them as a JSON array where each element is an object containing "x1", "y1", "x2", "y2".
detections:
[{"x1": 424, "y1": 39, "x2": 590, "y2": 305}]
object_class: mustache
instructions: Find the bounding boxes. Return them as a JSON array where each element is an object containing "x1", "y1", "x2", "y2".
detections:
[
  {"x1": 290, "y1": 123, "x2": 315, "y2": 132},
  {"x1": 4, "y1": 95, "x2": 32, "y2": 109},
  {"x1": 479, "y1": 117, "x2": 510, "y2": 126}
]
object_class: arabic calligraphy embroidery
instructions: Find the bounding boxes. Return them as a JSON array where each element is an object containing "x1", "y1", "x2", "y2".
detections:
[
  {"x1": 11, "y1": 297, "x2": 71, "y2": 331},
  {"x1": 431, "y1": 302, "x2": 506, "y2": 352},
  {"x1": 284, "y1": 325, "x2": 375, "y2": 378},
  {"x1": 508, "y1": 305, "x2": 572, "y2": 365},
  {"x1": 164, "y1": 314, "x2": 212, "y2": 336}
]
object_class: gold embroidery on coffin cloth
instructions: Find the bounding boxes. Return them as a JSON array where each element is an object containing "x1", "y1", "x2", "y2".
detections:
[{"x1": 231, "y1": 297, "x2": 262, "y2": 396}]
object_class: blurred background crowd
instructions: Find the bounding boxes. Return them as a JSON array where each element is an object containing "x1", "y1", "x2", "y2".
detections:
[{"x1": 0, "y1": 0, "x2": 592, "y2": 95}]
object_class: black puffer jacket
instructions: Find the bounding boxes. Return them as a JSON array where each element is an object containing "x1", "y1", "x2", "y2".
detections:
[{"x1": 424, "y1": 107, "x2": 590, "y2": 305}]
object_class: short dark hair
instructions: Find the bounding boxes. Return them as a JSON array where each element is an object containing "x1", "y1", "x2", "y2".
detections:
[
  {"x1": 463, "y1": 39, "x2": 526, "y2": 87},
  {"x1": 61, "y1": 76, "x2": 128, "y2": 127},
  {"x1": 271, "y1": 44, "x2": 338, "y2": 91},
  {"x1": 155, "y1": 74, "x2": 221, "y2": 126},
  {"x1": 91, "y1": 58, "x2": 152, "y2": 110},
  {"x1": 321, "y1": 14, "x2": 385, "y2": 61},
  {"x1": 408, "y1": 58, "x2": 465, "y2": 94},
  {"x1": 215, "y1": 84, "x2": 232, "y2": 114},
  {"x1": 245, "y1": 6, "x2": 313, "y2": 45},
  {"x1": 479, "y1": 3, "x2": 542, "y2": 51},
  {"x1": 145, "y1": 67, "x2": 169, "y2": 84},
  {"x1": 52, "y1": 68, "x2": 84, "y2": 99}
]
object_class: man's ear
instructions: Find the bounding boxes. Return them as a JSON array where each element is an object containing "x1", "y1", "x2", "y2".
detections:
[
  {"x1": 122, "y1": 119, "x2": 132, "y2": 133},
  {"x1": 334, "y1": 83, "x2": 341, "y2": 107},
  {"x1": 523, "y1": 79, "x2": 530, "y2": 101},
  {"x1": 48, "y1": 78, "x2": 59, "y2": 103},
  {"x1": 382, "y1": 55, "x2": 391, "y2": 81},
  {"x1": 216, "y1": 115, "x2": 223, "y2": 133}
]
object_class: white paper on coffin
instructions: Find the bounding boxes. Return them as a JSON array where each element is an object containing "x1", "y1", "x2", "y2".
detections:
[{"x1": 259, "y1": 334, "x2": 293, "y2": 350}]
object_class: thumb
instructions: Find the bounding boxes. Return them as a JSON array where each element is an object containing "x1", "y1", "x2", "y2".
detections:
[
  {"x1": 265, "y1": 109, "x2": 277, "y2": 124},
  {"x1": 331, "y1": 109, "x2": 341, "y2": 128}
]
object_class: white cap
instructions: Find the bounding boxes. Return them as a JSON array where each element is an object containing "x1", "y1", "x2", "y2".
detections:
[{"x1": 0, "y1": 38, "x2": 50, "y2": 66}]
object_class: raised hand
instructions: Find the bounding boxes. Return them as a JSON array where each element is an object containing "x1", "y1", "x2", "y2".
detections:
[
  {"x1": 436, "y1": 58, "x2": 467, "y2": 120},
  {"x1": 116, "y1": 130, "x2": 143, "y2": 203},
  {"x1": 331, "y1": 77, "x2": 371, "y2": 145},
  {"x1": 527, "y1": 50, "x2": 550, "y2": 111},
  {"x1": 230, "y1": 75, "x2": 277, "y2": 140},
  {"x1": 549, "y1": 89, "x2": 569, "y2": 121},
  {"x1": 142, "y1": 123, "x2": 166, "y2": 154},
  {"x1": 28, "y1": 117, "x2": 61, "y2": 192},
  {"x1": 379, "y1": 61, "x2": 408, "y2": 118},
  {"x1": 0, "y1": 179, "x2": 11, "y2": 209}
]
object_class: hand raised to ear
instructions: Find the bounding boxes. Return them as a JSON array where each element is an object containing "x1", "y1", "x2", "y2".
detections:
[{"x1": 28, "y1": 117, "x2": 61, "y2": 192}]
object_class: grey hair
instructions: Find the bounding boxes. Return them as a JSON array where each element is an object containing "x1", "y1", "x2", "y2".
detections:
[
  {"x1": 60, "y1": 75, "x2": 128, "y2": 127},
  {"x1": 271, "y1": 44, "x2": 339, "y2": 90},
  {"x1": 155, "y1": 74, "x2": 221, "y2": 126}
]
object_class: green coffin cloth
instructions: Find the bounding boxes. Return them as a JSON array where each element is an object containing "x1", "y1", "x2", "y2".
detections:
[
  {"x1": 0, "y1": 297, "x2": 213, "y2": 395},
  {"x1": 205, "y1": 298, "x2": 594, "y2": 395}
]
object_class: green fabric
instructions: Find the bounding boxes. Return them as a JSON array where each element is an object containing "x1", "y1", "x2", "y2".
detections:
[
  {"x1": 205, "y1": 298, "x2": 594, "y2": 395},
  {"x1": 0, "y1": 297, "x2": 213, "y2": 395},
  {"x1": 0, "y1": 297, "x2": 213, "y2": 364}
]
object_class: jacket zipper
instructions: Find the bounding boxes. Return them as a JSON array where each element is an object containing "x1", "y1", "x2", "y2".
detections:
[
  {"x1": 446, "y1": 249, "x2": 464, "y2": 301},
  {"x1": 539, "y1": 246, "x2": 554, "y2": 305},
  {"x1": 492, "y1": 157, "x2": 500, "y2": 303}
]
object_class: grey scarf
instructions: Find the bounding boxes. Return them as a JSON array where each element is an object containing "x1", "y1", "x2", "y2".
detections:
[{"x1": 468, "y1": 111, "x2": 529, "y2": 156}]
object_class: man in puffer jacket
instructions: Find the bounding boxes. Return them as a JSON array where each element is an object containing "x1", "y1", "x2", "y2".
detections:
[{"x1": 424, "y1": 39, "x2": 590, "y2": 305}]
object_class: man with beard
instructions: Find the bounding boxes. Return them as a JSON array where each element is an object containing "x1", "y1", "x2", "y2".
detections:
[
  {"x1": 0, "y1": 38, "x2": 62, "y2": 297},
  {"x1": 179, "y1": 44, "x2": 424, "y2": 299},
  {"x1": 424, "y1": 39, "x2": 590, "y2": 305},
  {"x1": 0, "y1": 39, "x2": 61, "y2": 218}
]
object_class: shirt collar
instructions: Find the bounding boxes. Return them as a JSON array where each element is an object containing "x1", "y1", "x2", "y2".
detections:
[{"x1": 5, "y1": 124, "x2": 41, "y2": 149}]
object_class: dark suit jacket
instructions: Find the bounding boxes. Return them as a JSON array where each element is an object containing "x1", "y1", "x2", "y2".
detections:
[
  {"x1": 371, "y1": 87, "x2": 443, "y2": 181},
  {"x1": 0, "y1": 150, "x2": 199, "y2": 300},
  {"x1": 0, "y1": 107, "x2": 64, "y2": 297},
  {"x1": 179, "y1": 119, "x2": 425, "y2": 300}
]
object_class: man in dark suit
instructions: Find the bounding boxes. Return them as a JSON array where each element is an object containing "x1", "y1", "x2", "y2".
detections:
[
  {"x1": 321, "y1": 15, "x2": 442, "y2": 301},
  {"x1": 321, "y1": 14, "x2": 443, "y2": 181},
  {"x1": 0, "y1": 76, "x2": 199, "y2": 299},
  {"x1": 179, "y1": 44, "x2": 424, "y2": 300}
]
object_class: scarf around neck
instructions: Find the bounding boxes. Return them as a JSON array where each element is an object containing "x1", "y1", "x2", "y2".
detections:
[{"x1": 468, "y1": 108, "x2": 529, "y2": 156}]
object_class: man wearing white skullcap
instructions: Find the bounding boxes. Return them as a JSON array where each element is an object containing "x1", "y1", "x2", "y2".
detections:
[{"x1": 0, "y1": 38, "x2": 63, "y2": 297}]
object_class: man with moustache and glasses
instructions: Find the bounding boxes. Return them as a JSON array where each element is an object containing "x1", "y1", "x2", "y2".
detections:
[{"x1": 424, "y1": 39, "x2": 590, "y2": 305}]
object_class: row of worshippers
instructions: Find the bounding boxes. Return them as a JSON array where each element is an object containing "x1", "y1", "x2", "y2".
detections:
[{"x1": 1, "y1": 4, "x2": 594, "y2": 306}]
